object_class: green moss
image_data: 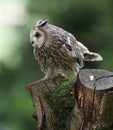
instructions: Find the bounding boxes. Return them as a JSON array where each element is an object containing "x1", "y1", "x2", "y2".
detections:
[{"x1": 44, "y1": 77, "x2": 75, "y2": 130}]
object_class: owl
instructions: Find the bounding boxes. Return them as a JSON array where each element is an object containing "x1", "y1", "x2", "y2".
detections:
[{"x1": 30, "y1": 20, "x2": 103, "y2": 79}]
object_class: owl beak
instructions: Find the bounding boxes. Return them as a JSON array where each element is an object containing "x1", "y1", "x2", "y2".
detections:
[
  {"x1": 30, "y1": 40, "x2": 35, "y2": 47},
  {"x1": 31, "y1": 41, "x2": 34, "y2": 45}
]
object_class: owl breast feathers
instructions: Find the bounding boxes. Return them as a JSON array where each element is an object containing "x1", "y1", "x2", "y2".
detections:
[{"x1": 30, "y1": 20, "x2": 103, "y2": 79}]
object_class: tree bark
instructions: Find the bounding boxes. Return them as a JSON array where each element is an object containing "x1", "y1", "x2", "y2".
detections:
[
  {"x1": 75, "y1": 69, "x2": 113, "y2": 130},
  {"x1": 26, "y1": 69, "x2": 113, "y2": 130}
]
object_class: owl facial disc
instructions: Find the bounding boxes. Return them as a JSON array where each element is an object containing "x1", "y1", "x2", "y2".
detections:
[
  {"x1": 30, "y1": 20, "x2": 48, "y2": 48},
  {"x1": 30, "y1": 29, "x2": 45, "y2": 48}
]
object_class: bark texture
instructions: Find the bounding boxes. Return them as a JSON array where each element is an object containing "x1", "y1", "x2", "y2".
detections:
[
  {"x1": 75, "y1": 69, "x2": 113, "y2": 130},
  {"x1": 27, "y1": 69, "x2": 113, "y2": 130}
]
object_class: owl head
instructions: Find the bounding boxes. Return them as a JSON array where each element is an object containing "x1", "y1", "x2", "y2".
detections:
[{"x1": 30, "y1": 20, "x2": 48, "y2": 48}]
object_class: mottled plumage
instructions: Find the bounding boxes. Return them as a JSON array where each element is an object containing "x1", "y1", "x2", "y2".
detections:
[{"x1": 30, "y1": 20, "x2": 103, "y2": 79}]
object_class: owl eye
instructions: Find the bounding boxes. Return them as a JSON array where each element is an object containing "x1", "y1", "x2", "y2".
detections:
[{"x1": 35, "y1": 32, "x2": 41, "y2": 38}]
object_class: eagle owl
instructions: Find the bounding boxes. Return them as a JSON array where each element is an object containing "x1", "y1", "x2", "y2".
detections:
[{"x1": 30, "y1": 20, "x2": 103, "y2": 79}]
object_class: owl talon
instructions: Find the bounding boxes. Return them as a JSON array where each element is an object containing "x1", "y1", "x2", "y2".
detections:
[
  {"x1": 40, "y1": 77, "x2": 48, "y2": 81},
  {"x1": 58, "y1": 73, "x2": 68, "y2": 79}
]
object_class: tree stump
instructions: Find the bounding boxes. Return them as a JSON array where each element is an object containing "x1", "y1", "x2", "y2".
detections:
[
  {"x1": 26, "y1": 69, "x2": 113, "y2": 130},
  {"x1": 75, "y1": 69, "x2": 113, "y2": 130}
]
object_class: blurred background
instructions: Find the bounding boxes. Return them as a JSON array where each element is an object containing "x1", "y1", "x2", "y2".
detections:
[{"x1": 0, "y1": 0, "x2": 113, "y2": 129}]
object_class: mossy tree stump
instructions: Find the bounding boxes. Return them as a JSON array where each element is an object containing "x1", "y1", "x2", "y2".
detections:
[{"x1": 27, "y1": 69, "x2": 113, "y2": 130}]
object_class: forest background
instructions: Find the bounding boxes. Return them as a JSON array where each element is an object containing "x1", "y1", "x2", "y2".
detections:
[{"x1": 0, "y1": 0, "x2": 113, "y2": 130}]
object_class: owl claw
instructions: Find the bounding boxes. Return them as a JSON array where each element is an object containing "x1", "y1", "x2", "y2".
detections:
[
  {"x1": 58, "y1": 72, "x2": 68, "y2": 79},
  {"x1": 40, "y1": 77, "x2": 48, "y2": 81},
  {"x1": 40, "y1": 74, "x2": 54, "y2": 81}
]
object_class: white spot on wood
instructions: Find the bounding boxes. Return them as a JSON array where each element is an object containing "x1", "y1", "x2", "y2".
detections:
[{"x1": 89, "y1": 75, "x2": 94, "y2": 81}]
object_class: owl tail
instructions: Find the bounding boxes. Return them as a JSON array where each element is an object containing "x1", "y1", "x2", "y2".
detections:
[
  {"x1": 76, "y1": 41, "x2": 103, "y2": 62},
  {"x1": 83, "y1": 52, "x2": 103, "y2": 61}
]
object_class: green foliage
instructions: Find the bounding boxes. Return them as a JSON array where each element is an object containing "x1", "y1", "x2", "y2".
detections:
[{"x1": 44, "y1": 78, "x2": 75, "y2": 130}]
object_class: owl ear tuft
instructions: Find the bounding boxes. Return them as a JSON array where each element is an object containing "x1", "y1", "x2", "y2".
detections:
[{"x1": 40, "y1": 19, "x2": 48, "y2": 27}]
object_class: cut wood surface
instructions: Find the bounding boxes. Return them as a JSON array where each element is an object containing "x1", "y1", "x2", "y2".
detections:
[
  {"x1": 79, "y1": 69, "x2": 113, "y2": 90},
  {"x1": 27, "y1": 69, "x2": 113, "y2": 130}
]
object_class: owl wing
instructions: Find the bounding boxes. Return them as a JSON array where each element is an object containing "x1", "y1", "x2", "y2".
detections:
[
  {"x1": 62, "y1": 33, "x2": 84, "y2": 68},
  {"x1": 76, "y1": 41, "x2": 103, "y2": 61},
  {"x1": 62, "y1": 31, "x2": 103, "y2": 62}
]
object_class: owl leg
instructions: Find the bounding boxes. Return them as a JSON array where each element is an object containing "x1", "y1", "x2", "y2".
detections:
[
  {"x1": 42, "y1": 68, "x2": 54, "y2": 80},
  {"x1": 58, "y1": 69, "x2": 79, "y2": 80},
  {"x1": 57, "y1": 69, "x2": 68, "y2": 79}
]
